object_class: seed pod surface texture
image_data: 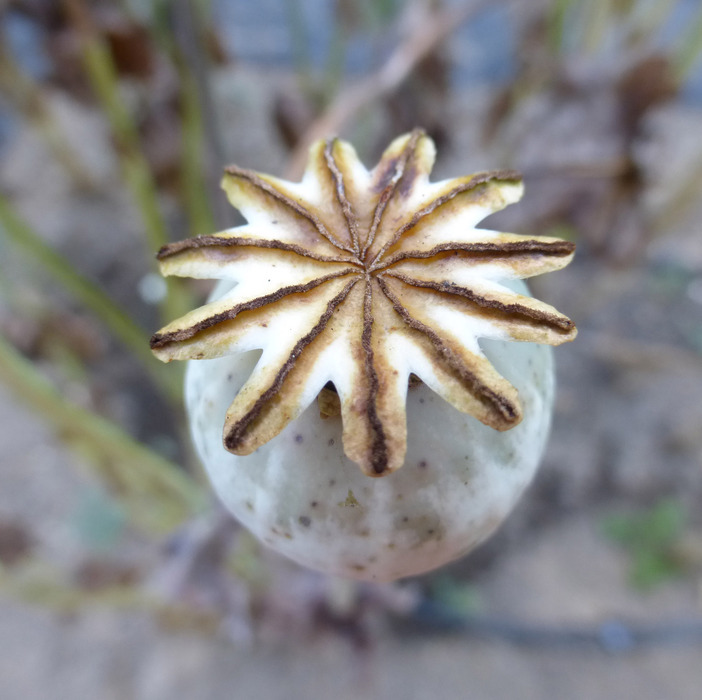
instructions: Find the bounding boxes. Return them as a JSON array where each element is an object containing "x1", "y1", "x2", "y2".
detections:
[{"x1": 186, "y1": 280, "x2": 554, "y2": 581}]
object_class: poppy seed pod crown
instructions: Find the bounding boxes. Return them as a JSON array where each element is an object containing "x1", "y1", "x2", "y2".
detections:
[{"x1": 151, "y1": 130, "x2": 576, "y2": 580}]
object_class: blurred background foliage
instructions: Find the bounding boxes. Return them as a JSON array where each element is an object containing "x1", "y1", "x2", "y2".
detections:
[{"x1": 1, "y1": 0, "x2": 702, "y2": 682}]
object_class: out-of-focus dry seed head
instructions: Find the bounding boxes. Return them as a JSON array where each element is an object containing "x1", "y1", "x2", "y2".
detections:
[{"x1": 151, "y1": 130, "x2": 576, "y2": 477}]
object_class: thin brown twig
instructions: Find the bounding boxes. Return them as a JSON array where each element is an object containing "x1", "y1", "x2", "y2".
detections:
[{"x1": 285, "y1": 0, "x2": 489, "y2": 179}]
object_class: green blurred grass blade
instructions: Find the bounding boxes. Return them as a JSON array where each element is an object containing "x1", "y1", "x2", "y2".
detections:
[
  {"x1": 625, "y1": 0, "x2": 676, "y2": 47},
  {"x1": 581, "y1": 0, "x2": 613, "y2": 54},
  {"x1": 64, "y1": 0, "x2": 191, "y2": 323},
  {"x1": 548, "y1": 0, "x2": 578, "y2": 52},
  {"x1": 0, "y1": 45, "x2": 94, "y2": 189},
  {"x1": 0, "y1": 560, "x2": 221, "y2": 630},
  {"x1": 0, "y1": 334, "x2": 205, "y2": 534},
  {"x1": 286, "y1": 0, "x2": 314, "y2": 94},
  {"x1": 75, "y1": 26, "x2": 164, "y2": 253},
  {"x1": 674, "y1": 3, "x2": 702, "y2": 82},
  {"x1": 322, "y1": 4, "x2": 349, "y2": 106},
  {"x1": 0, "y1": 561, "x2": 149, "y2": 614},
  {"x1": 180, "y1": 68, "x2": 217, "y2": 237},
  {"x1": 145, "y1": 0, "x2": 219, "y2": 236},
  {"x1": 601, "y1": 498, "x2": 687, "y2": 591},
  {"x1": 0, "y1": 194, "x2": 181, "y2": 401}
]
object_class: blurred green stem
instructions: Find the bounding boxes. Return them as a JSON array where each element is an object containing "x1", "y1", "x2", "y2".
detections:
[
  {"x1": 0, "y1": 560, "x2": 222, "y2": 632},
  {"x1": 0, "y1": 335, "x2": 205, "y2": 534},
  {"x1": 160, "y1": 0, "x2": 220, "y2": 235},
  {"x1": 0, "y1": 195, "x2": 181, "y2": 401},
  {"x1": 287, "y1": 0, "x2": 315, "y2": 96},
  {"x1": 0, "y1": 562, "x2": 154, "y2": 614},
  {"x1": 322, "y1": 5, "x2": 349, "y2": 106},
  {"x1": 626, "y1": 0, "x2": 678, "y2": 48},
  {"x1": 674, "y1": 3, "x2": 702, "y2": 82},
  {"x1": 0, "y1": 45, "x2": 93, "y2": 188},
  {"x1": 548, "y1": 0, "x2": 577, "y2": 53},
  {"x1": 581, "y1": 0, "x2": 612, "y2": 54},
  {"x1": 63, "y1": 0, "x2": 190, "y2": 323},
  {"x1": 180, "y1": 67, "x2": 217, "y2": 237}
]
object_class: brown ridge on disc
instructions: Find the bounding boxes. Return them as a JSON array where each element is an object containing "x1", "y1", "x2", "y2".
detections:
[
  {"x1": 361, "y1": 277, "x2": 390, "y2": 476},
  {"x1": 156, "y1": 235, "x2": 361, "y2": 265},
  {"x1": 224, "y1": 277, "x2": 360, "y2": 452},
  {"x1": 150, "y1": 270, "x2": 358, "y2": 349},
  {"x1": 224, "y1": 164, "x2": 356, "y2": 255},
  {"x1": 376, "y1": 239, "x2": 575, "y2": 269},
  {"x1": 384, "y1": 270, "x2": 576, "y2": 334},
  {"x1": 369, "y1": 169, "x2": 523, "y2": 268},
  {"x1": 377, "y1": 275, "x2": 521, "y2": 429}
]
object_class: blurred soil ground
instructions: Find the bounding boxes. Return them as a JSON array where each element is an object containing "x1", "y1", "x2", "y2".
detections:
[{"x1": 1, "y1": 66, "x2": 702, "y2": 699}]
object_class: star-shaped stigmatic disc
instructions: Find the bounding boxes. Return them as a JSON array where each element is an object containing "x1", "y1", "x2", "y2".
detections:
[{"x1": 151, "y1": 130, "x2": 577, "y2": 477}]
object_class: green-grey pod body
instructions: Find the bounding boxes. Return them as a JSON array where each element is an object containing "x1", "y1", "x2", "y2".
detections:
[
  {"x1": 186, "y1": 279, "x2": 553, "y2": 582},
  {"x1": 153, "y1": 132, "x2": 576, "y2": 582}
]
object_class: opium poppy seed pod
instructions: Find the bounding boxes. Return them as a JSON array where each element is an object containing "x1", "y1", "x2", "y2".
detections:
[{"x1": 151, "y1": 130, "x2": 576, "y2": 581}]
